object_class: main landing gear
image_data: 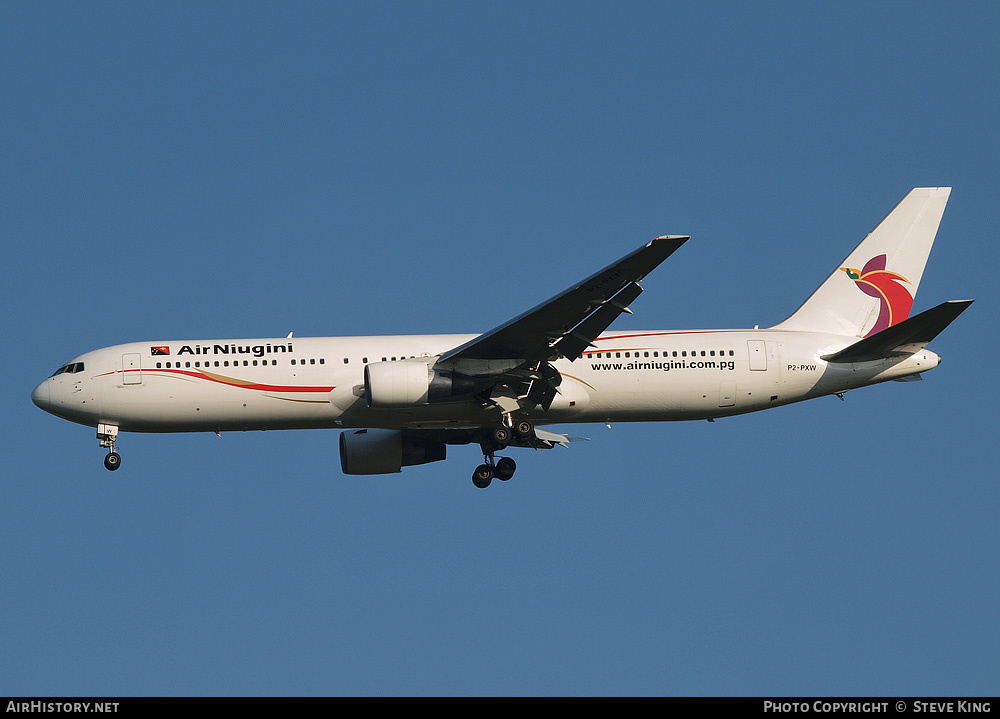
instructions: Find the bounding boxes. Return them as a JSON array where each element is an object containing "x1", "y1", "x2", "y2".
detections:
[
  {"x1": 471, "y1": 419, "x2": 533, "y2": 488},
  {"x1": 97, "y1": 423, "x2": 121, "y2": 471},
  {"x1": 472, "y1": 456, "x2": 517, "y2": 489}
]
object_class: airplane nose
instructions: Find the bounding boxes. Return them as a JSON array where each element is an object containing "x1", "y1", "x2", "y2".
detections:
[{"x1": 31, "y1": 380, "x2": 50, "y2": 409}]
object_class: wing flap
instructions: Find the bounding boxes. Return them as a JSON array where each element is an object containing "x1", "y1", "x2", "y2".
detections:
[
  {"x1": 554, "y1": 281, "x2": 644, "y2": 360},
  {"x1": 534, "y1": 428, "x2": 590, "y2": 447}
]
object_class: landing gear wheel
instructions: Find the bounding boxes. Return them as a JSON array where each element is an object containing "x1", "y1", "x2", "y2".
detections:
[
  {"x1": 490, "y1": 426, "x2": 511, "y2": 449},
  {"x1": 512, "y1": 419, "x2": 534, "y2": 440},
  {"x1": 104, "y1": 452, "x2": 122, "y2": 471},
  {"x1": 494, "y1": 456, "x2": 516, "y2": 481},
  {"x1": 472, "y1": 464, "x2": 494, "y2": 489}
]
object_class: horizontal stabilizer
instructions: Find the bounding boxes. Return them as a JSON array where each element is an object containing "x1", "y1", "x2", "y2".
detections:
[{"x1": 822, "y1": 300, "x2": 973, "y2": 363}]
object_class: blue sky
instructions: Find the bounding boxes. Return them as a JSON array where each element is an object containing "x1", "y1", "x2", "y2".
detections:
[{"x1": 2, "y1": 1, "x2": 997, "y2": 696}]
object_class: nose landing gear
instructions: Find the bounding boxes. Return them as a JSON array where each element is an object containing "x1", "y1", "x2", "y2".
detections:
[{"x1": 98, "y1": 423, "x2": 121, "y2": 471}]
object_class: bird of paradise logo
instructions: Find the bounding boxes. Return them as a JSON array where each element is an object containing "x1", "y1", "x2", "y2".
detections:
[{"x1": 841, "y1": 254, "x2": 913, "y2": 337}]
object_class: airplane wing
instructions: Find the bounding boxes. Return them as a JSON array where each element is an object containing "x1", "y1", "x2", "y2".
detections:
[{"x1": 438, "y1": 235, "x2": 688, "y2": 365}]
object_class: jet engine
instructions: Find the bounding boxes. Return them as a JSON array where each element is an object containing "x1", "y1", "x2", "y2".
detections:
[
  {"x1": 339, "y1": 428, "x2": 447, "y2": 475},
  {"x1": 363, "y1": 361, "x2": 475, "y2": 408}
]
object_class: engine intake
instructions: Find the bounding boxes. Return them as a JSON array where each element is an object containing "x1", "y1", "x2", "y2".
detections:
[
  {"x1": 339, "y1": 429, "x2": 446, "y2": 475},
  {"x1": 364, "y1": 361, "x2": 475, "y2": 408}
]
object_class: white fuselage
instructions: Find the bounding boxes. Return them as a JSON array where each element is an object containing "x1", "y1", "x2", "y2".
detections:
[{"x1": 31, "y1": 329, "x2": 940, "y2": 434}]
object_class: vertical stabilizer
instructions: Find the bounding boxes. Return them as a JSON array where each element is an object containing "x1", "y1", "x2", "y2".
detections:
[{"x1": 772, "y1": 187, "x2": 951, "y2": 338}]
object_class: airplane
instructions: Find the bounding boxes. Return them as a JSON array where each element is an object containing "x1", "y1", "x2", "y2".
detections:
[{"x1": 31, "y1": 187, "x2": 972, "y2": 488}]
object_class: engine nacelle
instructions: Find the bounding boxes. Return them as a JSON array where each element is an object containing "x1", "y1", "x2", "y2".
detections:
[
  {"x1": 339, "y1": 429, "x2": 447, "y2": 475},
  {"x1": 363, "y1": 361, "x2": 475, "y2": 408}
]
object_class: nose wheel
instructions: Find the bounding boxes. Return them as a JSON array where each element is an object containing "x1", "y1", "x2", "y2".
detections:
[
  {"x1": 97, "y1": 423, "x2": 121, "y2": 471},
  {"x1": 104, "y1": 452, "x2": 122, "y2": 471}
]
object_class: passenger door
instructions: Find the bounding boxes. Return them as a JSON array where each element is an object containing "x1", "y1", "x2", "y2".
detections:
[{"x1": 122, "y1": 353, "x2": 142, "y2": 385}]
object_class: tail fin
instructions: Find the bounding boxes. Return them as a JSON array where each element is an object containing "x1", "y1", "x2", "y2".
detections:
[{"x1": 772, "y1": 187, "x2": 951, "y2": 337}]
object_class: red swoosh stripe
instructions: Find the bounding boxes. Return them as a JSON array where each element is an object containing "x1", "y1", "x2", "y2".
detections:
[{"x1": 103, "y1": 368, "x2": 335, "y2": 393}]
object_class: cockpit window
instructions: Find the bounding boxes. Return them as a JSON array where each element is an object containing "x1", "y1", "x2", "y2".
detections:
[{"x1": 50, "y1": 362, "x2": 85, "y2": 377}]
